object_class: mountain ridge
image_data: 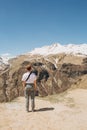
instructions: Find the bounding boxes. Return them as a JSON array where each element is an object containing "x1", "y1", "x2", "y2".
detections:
[
  {"x1": 0, "y1": 43, "x2": 87, "y2": 65},
  {"x1": 29, "y1": 43, "x2": 87, "y2": 56},
  {"x1": 0, "y1": 43, "x2": 87, "y2": 71}
]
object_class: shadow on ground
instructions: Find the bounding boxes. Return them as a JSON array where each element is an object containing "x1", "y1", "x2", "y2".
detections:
[{"x1": 34, "y1": 107, "x2": 54, "y2": 112}]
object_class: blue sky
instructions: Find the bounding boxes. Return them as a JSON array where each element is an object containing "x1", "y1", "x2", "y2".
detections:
[{"x1": 0, "y1": 0, "x2": 87, "y2": 56}]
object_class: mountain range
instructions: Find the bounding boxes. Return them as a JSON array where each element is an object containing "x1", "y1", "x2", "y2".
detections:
[
  {"x1": 0, "y1": 43, "x2": 86, "y2": 71},
  {"x1": 29, "y1": 43, "x2": 87, "y2": 56},
  {"x1": 0, "y1": 43, "x2": 87, "y2": 102},
  {"x1": 1, "y1": 43, "x2": 87, "y2": 62}
]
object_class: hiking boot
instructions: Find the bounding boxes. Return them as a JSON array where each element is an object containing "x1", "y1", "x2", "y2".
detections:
[
  {"x1": 32, "y1": 109, "x2": 34, "y2": 112},
  {"x1": 26, "y1": 109, "x2": 29, "y2": 112}
]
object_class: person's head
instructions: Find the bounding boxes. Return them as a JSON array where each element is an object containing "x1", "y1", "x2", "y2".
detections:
[{"x1": 26, "y1": 65, "x2": 32, "y2": 71}]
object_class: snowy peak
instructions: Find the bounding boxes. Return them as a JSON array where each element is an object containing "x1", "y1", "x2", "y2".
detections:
[
  {"x1": 29, "y1": 43, "x2": 87, "y2": 56},
  {"x1": 0, "y1": 53, "x2": 14, "y2": 65},
  {"x1": 0, "y1": 56, "x2": 9, "y2": 64},
  {"x1": 0, "y1": 54, "x2": 11, "y2": 71}
]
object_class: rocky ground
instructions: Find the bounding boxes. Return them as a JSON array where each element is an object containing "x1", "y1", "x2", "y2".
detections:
[{"x1": 0, "y1": 88, "x2": 87, "y2": 130}]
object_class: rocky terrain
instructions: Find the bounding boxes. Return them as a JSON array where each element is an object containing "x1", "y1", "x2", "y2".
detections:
[{"x1": 0, "y1": 52, "x2": 87, "y2": 102}]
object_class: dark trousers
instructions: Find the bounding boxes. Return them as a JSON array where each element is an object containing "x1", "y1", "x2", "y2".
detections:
[{"x1": 24, "y1": 84, "x2": 35, "y2": 111}]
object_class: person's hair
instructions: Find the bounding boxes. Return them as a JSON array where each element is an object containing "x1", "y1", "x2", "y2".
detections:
[{"x1": 26, "y1": 65, "x2": 31, "y2": 71}]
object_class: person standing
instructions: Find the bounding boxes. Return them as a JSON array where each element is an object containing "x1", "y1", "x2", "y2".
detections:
[{"x1": 22, "y1": 65, "x2": 37, "y2": 112}]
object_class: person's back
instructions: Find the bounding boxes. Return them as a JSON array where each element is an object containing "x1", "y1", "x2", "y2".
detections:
[{"x1": 22, "y1": 65, "x2": 37, "y2": 112}]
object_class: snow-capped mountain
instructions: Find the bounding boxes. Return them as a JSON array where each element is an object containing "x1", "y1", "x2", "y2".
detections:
[
  {"x1": 0, "y1": 56, "x2": 9, "y2": 65},
  {"x1": 29, "y1": 43, "x2": 87, "y2": 56},
  {"x1": 0, "y1": 43, "x2": 87, "y2": 68},
  {"x1": 0, "y1": 54, "x2": 10, "y2": 71}
]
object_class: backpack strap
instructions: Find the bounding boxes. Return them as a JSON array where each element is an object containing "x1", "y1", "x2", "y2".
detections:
[{"x1": 25, "y1": 71, "x2": 32, "y2": 81}]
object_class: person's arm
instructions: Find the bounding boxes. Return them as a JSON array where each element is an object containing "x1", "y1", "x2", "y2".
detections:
[
  {"x1": 34, "y1": 80, "x2": 37, "y2": 90},
  {"x1": 22, "y1": 74, "x2": 26, "y2": 89},
  {"x1": 22, "y1": 81, "x2": 26, "y2": 89}
]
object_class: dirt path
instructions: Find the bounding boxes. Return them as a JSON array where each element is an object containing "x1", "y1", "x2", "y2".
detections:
[{"x1": 0, "y1": 89, "x2": 87, "y2": 130}]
